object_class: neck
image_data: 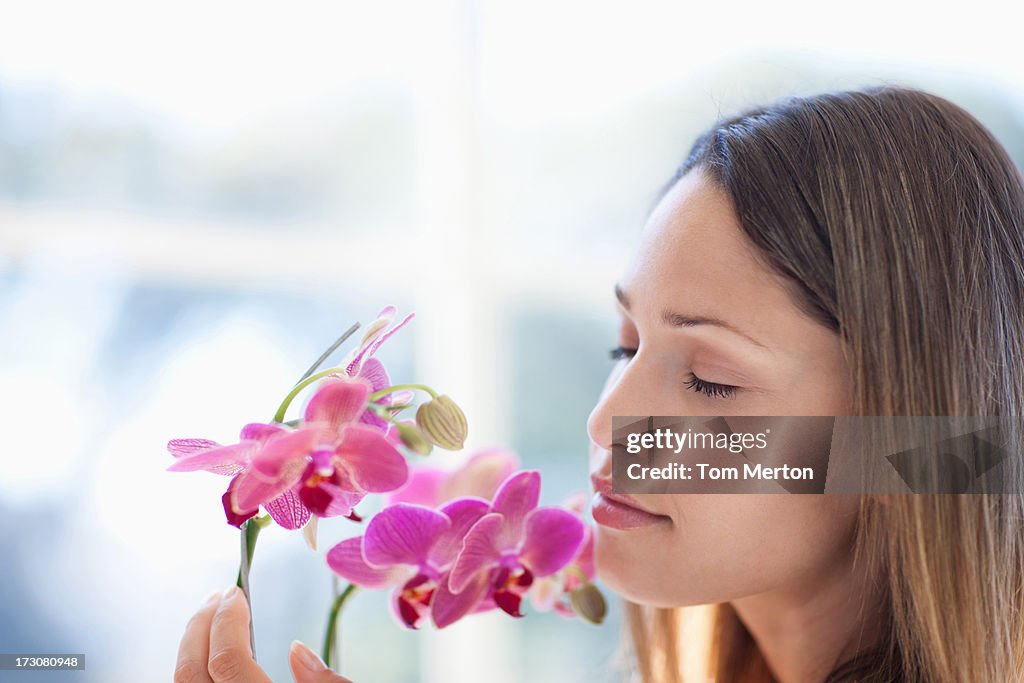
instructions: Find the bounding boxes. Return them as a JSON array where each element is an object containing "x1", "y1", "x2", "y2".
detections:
[{"x1": 729, "y1": 543, "x2": 885, "y2": 683}]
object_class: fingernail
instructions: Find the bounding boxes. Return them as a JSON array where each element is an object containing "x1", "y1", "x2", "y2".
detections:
[
  {"x1": 291, "y1": 640, "x2": 327, "y2": 673},
  {"x1": 222, "y1": 585, "x2": 240, "y2": 600},
  {"x1": 203, "y1": 591, "x2": 221, "y2": 604}
]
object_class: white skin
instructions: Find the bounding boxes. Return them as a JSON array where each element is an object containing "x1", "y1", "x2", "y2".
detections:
[{"x1": 587, "y1": 168, "x2": 884, "y2": 683}]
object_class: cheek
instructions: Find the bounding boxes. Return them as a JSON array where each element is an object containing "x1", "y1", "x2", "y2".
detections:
[{"x1": 594, "y1": 494, "x2": 859, "y2": 607}]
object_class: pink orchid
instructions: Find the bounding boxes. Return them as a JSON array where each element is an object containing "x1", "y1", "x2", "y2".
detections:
[
  {"x1": 526, "y1": 492, "x2": 597, "y2": 618},
  {"x1": 448, "y1": 471, "x2": 586, "y2": 619},
  {"x1": 386, "y1": 447, "x2": 519, "y2": 507},
  {"x1": 227, "y1": 375, "x2": 409, "y2": 528},
  {"x1": 326, "y1": 499, "x2": 493, "y2": 629},
  {"x1": 341, "y1": 306, "x2": 415, "y2": 431},
  {"x1": 167, "y1": 422, "x2": 298, "y2": 528},
  {"x1": 167, "y1": 375, "x2": 409, "y2": 530}
]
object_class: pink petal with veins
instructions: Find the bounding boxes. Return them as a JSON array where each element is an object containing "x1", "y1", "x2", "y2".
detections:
[
  {"x1": 432, "y1": 569, "x2": 491, "y2": 629},
  {"x1": 335, "y1": 424, "x2": 409, "y2": 492},
  {"x1": 490, "y1": 470, "x2": 540, "y2": 549},
  {"x1": 250, "y1": 428, "x2": 323, "y2": 478},
  {"x1": 362, "y1": 503, "x2": 450, "y2": 568},
  {"x1": 239, "y1": 422, "x2": 288, "y2": 442},
  {"x1": 167, "y1": 438, "x2": 220, "y2": 459},
  {"x1": 232, "y1": 459, "x2": 306, "y2": 512},
  {"x1": 165, "y1": 442, "x2": 253, "y2": 474},
  {"x1": 327, "y1": 536, "x2": 408, "y2": 589},
  {"x1": 429, "y1": 497, "x2": 491, "y2": 567},
  {"x1": 448, "y1": 512, "x2": 504, "y2": 594},
  {"x1": 303, "y1": 376, "x2": 372, "y2": 428},
  {"x1": 263, "y1": 487, "x2": 312, "y2": 530},
  {"x1": 519, "y1": 507, "x2": 585, "y2": 577}
]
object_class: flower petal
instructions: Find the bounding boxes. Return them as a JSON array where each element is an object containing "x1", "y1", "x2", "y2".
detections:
[
  {"x1": 386, "y1": 468, "x2": 445, "y2": 507},
  {"x1": 326, "y1": 536, "x2": 407, "y2": 589},
  {"x1": 165, "y1": 442, "x2": 252, "y2": 474},
  {"x1": 250, "y1": 427, "x2": 323, "y2": 478},
  {"x1": 312, "y1": 466, "x2": 366, "y2": 517},
  {"x1": 239, "y1": 422, "x2": 288, "y2": 443},
  {"x1": 232, "y1": 464, "x2": 305, "y2": 512},
  {"x1": 335, "y1": 424, "x2": 409, "y2": 492},
  {"x1": 448, "y1": 512, "x2": 503, "y2": 594},
  {"x1": 303, "y1": 376, "x2": 372, "y2": 428},
  {"x1": 429, "y1": 497, "x2": 491, "y2": 567},
  {"x1": 358, "y1": 357, "x2": 391, "y2": 395},
  {"x1": 440, "y1": 448, "x2": 520, "y2": 502},
  {"x1": 490, "y1": 470, "x2": 540, "y2": 549},
  {"x1": 432, "y1": 569, "x2": 491, "y2": 629},
  {"x1": 367, "y1": 312, "x2": 414, "y2": 357},
  {"x1": 167, "y1": 438, "x2": 220, "y2": 459},
  {"x1": 519, "y1": 507, "x2": 586, "y2": 577},
  {"x1": 222, "y1": 474, "x2": 258, "y2": 528},
  {"x1": 363, "y1": 503, "x2": 450, "y2": 568},
  {"x1": 264, "y1": 487, "x2": 312, "y2": 530}
]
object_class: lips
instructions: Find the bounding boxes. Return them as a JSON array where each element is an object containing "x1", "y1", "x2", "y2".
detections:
[{"x1": 589, "y1": 474, "x2": 671, "y2": 530}]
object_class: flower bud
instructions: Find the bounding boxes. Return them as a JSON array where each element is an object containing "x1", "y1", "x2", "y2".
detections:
[
  {"x1": 415, "y1": 395, "x2": 468, "y2": 450},
  {"x1": 568, "y1": 582, "x2": 607, "y2": 625},
  {"x1": 396, "y1": 421, "x2": 433, "y2": 455}
]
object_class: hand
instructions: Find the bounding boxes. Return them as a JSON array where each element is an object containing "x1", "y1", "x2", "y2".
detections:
[{"x1": 175, "y1": 585, "x2": 353, "y2": 683}]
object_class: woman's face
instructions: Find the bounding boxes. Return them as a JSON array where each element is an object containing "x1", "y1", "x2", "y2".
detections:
[{"x1": 587, "y1": 168, "x2": 858, "y2": 608}]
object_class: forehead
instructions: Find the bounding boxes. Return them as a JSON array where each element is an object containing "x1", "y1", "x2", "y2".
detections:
[{"x1": 621, "y1": 169, "x2": 815, "y2": 350}]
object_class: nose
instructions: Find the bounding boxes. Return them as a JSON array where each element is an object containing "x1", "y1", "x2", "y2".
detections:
[{"x1": 586, "y1": 357, "x2": 649, "y2": 476}]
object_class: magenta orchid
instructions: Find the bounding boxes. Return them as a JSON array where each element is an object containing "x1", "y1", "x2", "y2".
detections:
[
  {"x1": 167, "y1": 421, "x2": 296, "y2": 527},
  {"x1": 447, "y1": 471, "x2": 586, "y2": 619},
  {"x1": 326, "y1": 499, "x2": 493, "y2": 629},
  {"x1": 227, "y1": 375, "x2": 409, "y2": 528},
  {"x1": 526, "y1": 492, "x2": 598, "y2": 618}
]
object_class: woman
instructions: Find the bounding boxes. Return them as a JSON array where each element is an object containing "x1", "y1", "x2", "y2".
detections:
[{"x1": 175, "y1": 86, "x2": 1024, "y2": 682}]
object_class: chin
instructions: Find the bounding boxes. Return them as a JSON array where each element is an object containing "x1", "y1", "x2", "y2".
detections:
[
  {"x1": 593, "y1": 527, "x2": 680, "y2": 607},
  {"x1": 594, "y1": 528, "x2": 745, "y2": 608}
]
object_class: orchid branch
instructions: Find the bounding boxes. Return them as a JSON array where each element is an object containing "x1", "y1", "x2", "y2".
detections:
[
  {"x1": 323, "y1": 582, "x2": 358, "y2": 670},
  {"x1": 234, "y1": 321, "x2": 361, "y2": 662}
]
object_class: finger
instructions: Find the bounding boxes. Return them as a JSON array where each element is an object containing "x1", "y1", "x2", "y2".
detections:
[
  {"x1": 208, "y1": 586, "x2": 273, "y2": 683},
  {"x1": 174, "y1": 592, "x2": 221, "y2": 683},
  {"x1": 288, "y1": 640, "x2": 354, "y2": 683}
]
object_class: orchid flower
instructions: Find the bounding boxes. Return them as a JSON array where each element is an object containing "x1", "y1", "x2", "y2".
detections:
[
  {"x1": 526, "y1": 492, "x2": 598, "y2": 619},
  {"x1": 448, "y1": 471, "x2": 586, "y2": 619},
  {"x1": 340, "y1": 305, "x2": 415, "y2": 431},
  {"x1": 167, "y1": 422, "x2": 298, "y2": 528},
  {"x1": 386, "y1": 447, "x2": 519, "y2": 507},
  {"x1": 326, "y1": 500, "x2": 493, "y2": 629},
  {"x1": 227, "y1": 375, "x2": 409, "y2": 528}
]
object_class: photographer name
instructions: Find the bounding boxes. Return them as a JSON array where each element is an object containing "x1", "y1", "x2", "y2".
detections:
[{"x1": 626, "y1": 462, "x2": 815, "y2": 481}]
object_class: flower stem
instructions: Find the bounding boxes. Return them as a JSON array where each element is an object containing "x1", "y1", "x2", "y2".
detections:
[
  {"x1": 236, "y1": 515, "x2": 271, "y2": 661},
  {"x1": 271, "y1": 367, "x2": 347, "y2": 423},
  {"x1": 322, "y1": 582, "x2": 358, "y2": 671},
  {"x1": 368, "y1": 383, "x2": 438, "y2": 402}
]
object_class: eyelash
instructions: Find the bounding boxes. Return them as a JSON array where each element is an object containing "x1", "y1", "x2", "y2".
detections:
[{"x1": 608, "y1": 345, "x2": 739, "y2": 399}]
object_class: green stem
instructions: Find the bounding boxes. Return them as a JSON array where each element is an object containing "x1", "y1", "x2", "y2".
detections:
[
  {"x1": 236, "y1": 515, "x2": 270, "y2": 661},
  {"x1": 323, "y1": 583, "x2": 358, "y2": 670},
  {"x1": 271, "y1": 367, "x2": 347, "y2": 423},
  {"x1": 368, "y1": 383, "x2": 437, "y2": 402}
]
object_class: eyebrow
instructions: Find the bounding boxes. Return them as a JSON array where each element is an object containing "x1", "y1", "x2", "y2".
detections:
[{"x1": 614, "y1": 283, "x2": 771, "y2": 351}]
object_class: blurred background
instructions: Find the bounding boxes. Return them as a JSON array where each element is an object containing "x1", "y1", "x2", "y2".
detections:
[{"x1": 2, "y1": 0, "x2": 1023, "y2": 681}]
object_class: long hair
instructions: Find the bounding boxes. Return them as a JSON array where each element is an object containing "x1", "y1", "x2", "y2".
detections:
[{"x1": 625, "y1": 86, "x2": 1024, "y2": 682}]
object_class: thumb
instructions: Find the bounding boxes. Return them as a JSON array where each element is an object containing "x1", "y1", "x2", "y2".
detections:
[{"x1": 289, "y1": 640, "x2": 353, "y2": 683}]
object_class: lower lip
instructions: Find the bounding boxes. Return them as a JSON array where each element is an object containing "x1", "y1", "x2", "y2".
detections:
[{"x1": 591, "y1": 492, "x2": 670, "y2": 530}]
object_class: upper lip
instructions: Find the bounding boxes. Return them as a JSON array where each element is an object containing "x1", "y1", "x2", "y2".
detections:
[{"x1": 590, "y1": 474, "x2": 665, "y2": 517}]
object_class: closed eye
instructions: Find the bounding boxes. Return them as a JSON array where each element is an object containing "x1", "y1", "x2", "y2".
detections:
[{"x1": 608, "y1": 345, "x2": 739, "y2": 399}]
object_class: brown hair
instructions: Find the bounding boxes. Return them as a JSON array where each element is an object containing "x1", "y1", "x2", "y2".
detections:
[{"x1": 626, "y1": 86, "x2": 1024, "y2": 682}]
